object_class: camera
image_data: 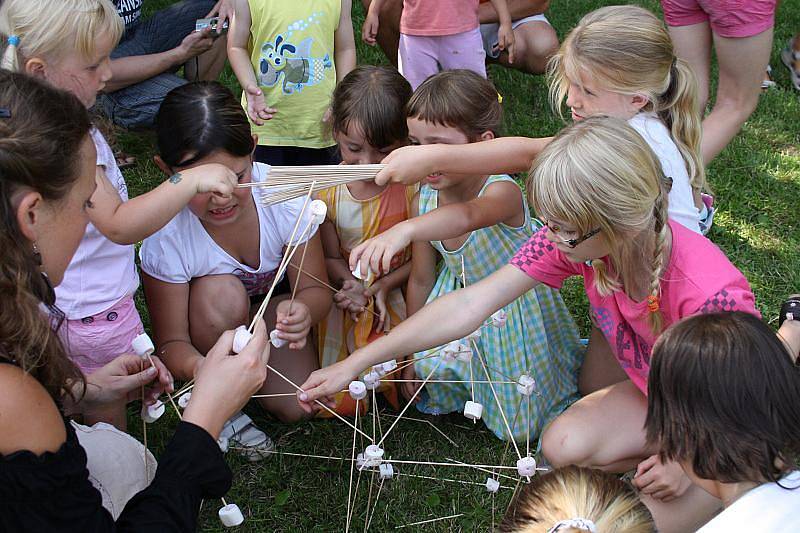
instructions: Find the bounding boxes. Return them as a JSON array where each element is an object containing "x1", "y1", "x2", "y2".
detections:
[{"x1": 195, "y1": 17, "x2": 229, "y2": 35}]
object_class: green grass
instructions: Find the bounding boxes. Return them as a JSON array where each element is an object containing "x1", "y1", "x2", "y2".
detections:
[{"x1": 123, "y1": 1, "x2": 800, "y2": 530}]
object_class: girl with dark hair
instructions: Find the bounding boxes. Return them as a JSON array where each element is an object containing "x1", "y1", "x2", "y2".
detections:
[
  {"x1": 141, "y1": 81, "x2": 331, "y2": 457},
  {"x1": 646, "y1": 312, "x2": 800, "y2": 531},
  {"x1": 0, "y1": 70, "x2": 270, "y2": 531}
]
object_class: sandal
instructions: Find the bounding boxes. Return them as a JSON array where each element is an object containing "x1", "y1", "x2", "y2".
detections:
[
  {"x1": 761, "y1": 65, "x2": 777, "y2": 91},
  {"x1": 779, "y1": 295, "x2": 800, "y2": 328},
  {"x1": 781, "y1": 38, "x2": 800, "y2": 91},
  {"x1": 114, "y1": 150, "x2": 136, "y2": 170},
  {"x1": 221, "y1": 411, "x2": 275, "y2": 462}
]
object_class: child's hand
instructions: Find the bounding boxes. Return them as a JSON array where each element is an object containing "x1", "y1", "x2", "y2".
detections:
[
  {"x1": 334, "y1": 279, "x2": 368, "y2": 315},
  {"x1": 399, "y1": 362, "x2": 420, "y2": 402},
  {"x1": 179, "y1": 27, "x2": 216, "y2": 61},
  {"x1": 496, "y1": 23, "x2": 515, "y2": 64},
  {"x1": 632, "y1": 455, "x2": 692, "y2": 502},
  {"x1": 275, "y1": 299, "x2": 312, "y2": 350},
  {"x1": 349, "y1": 223, "x2": 411, "y2": 277},
  {"x1": 245, "y1": 85, "x2": 277, "y2": 125},
  {"x1": 297, "y1": 358, "x2": 361, "y2": 413},
  {"x1": 190, "y1": 163, "x2": 239, "y2": 196},
  {"x1": 375, "y1": 144, "x2": 439, "y2": 186},
  {"x1": 362, "y1": 10, "x2": 380, "y2": 45},
  {"x1": 322, "y1": 107, "x2": 332, "y2": 124},
  {"x1": 365, "y1": 282, "x2": 389, "y2": 332}
]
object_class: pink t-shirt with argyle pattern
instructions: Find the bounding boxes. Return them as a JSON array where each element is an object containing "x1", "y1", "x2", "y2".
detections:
[{"x1": 510, "y1": 220, "x2": 759, "y2": 394}]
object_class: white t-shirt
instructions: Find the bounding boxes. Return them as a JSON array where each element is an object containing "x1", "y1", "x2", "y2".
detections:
[
  {"x1": 698, "y1": 471, "x2": 800, "y2": 532},
  {"x1": 139, "y1": 163, "x2": 316, "y2": 295},
  {"x1": 628, "y1": 113, "x2": 701, "y2": 234},
  {"x1": 55, "y1": 129, "x2": 139, "y2": 319}
]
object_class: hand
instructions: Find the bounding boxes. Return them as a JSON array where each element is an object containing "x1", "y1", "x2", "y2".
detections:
[
  {"x1": 365, "y1": 282, "x2": 389, "y2": 332},
  {"x1": 297, "y1": 358, "x2": 360, "y2": 413},
  {"x1": 374, "y1": 144, "x2": 440, "y2": 186},
  {"x1": 206, "y1": 0, "x2": 234, "y2": 34},
  {"x1": 274, "y1": 299, "x2": 312, "y2": 349},
  {"x1": 399, "y1": 361, "x2": 420, "y2": 402},
  {"x1": 190, "y1": 162, "x2": 238, "y2": 196},
  {"x1": 334, "y1": 278, "x2": 368, "y2": 314},
  {"x1": 322, "y1": 107, "x2": 332, "y2": 124},
  {"x1": 245, "y1": 85, "x2": 277, "y2": 125},
  {"x1": 496, "y1": 23, "x2": 515, "y2": 64},
  {"x1": 183, "y1": 322, "x2": 270, "y2": 438},
  {"x1": 362, "y1": 10, "x2": 380, "y2": 45},
  {"x1": 349, "y1": 224, "x2": 411, "y2": 276},
  {"x1": 81, "y1": 354, "x2": 174, "y2": 409},
  {"x1": 177, "y1": 27, "x2": 216, "y2": 62},
  {"x1": 632, "y1": 455, "x2": 693, "y2": 502}
]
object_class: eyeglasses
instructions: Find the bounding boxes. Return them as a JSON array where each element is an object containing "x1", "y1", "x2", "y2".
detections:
[{"x1": 544, "y1": 222, "x2": 601, "y2": 248}]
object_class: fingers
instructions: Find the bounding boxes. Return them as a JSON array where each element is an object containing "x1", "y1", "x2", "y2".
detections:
[
  {"x1": 206, "y1": 329, "x2": 236, "y2": 359},
  {"x1": 507, "y1": 42, "x2": 515, "y2": 64},
  {"x1": 149, "y1": 355, "x2": 174, "y2": 394},
  {"x1": 297, "y1": 370, "x2": 329, "y2": 404},
  {"x1": 635, "y1": 454, "x2": 658, "y2": 478}
]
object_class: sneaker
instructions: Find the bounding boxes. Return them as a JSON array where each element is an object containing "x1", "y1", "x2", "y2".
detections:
[
  {"x1": 781, "y1": 38, "x2": 800, "y2": 91},
  {"x1": 698, "y1": 193, "x2": 715, "y2": 235},
  {"x1": 221, "y1": 411, "x2": 275, "y2": 462}
]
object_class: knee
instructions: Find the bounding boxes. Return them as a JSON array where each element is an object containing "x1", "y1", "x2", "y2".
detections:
[
  {"x1": 541, "y1": 417, "x2": 594, "y2": 468},
  {"x1": 189, "y1": 275, "x2": 249, "y2": 330},
  {"x1": 714, "y1": 86, "x2": 760, "y2": 117},
  {"x1": 516, "y1": 24, "x2": 559, "y2": 74}
]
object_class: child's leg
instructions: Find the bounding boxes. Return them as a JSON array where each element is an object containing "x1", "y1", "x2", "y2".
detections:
[
  {"x1": 438, "y1": 27, "x2": 487, "y2": 78},
  {"x1": 398, "y1": 34, "x2": 442, "y2": 90},
  {"x1": 83, "y1": 400, "x2": 129, "y2": 432},
  {"x1": 578, "y1": 326, "x2": 628, "y2": 396},
  {"x1": 188, "y1": 274, "x2": 251, "y2": 353},
  {"x1": 779, "y1": 320, "x2": 800, "y2": 361}
]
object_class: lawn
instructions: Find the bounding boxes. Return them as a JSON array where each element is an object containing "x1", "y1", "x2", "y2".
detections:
[{"x1": 121, "y1": 1, "x2": 800, "y2": 530}]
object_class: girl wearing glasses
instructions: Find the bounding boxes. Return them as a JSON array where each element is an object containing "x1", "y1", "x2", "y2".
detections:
[{"x1": 299, "y1": 117, "x2": 758, "y2": 532}]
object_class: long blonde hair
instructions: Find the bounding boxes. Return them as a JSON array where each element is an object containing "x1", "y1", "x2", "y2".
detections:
[
  {"x1": 547, "y1": 5, "x2": 706, "y2": 194},
  {"x1": 501, "y1": 466, "x2": 655, "y2": 533},
  {"x1": 0, "y1": 0, "x2": 122, "y2": 71},
  {"x1": 528, "y1": 117, "x2": 670, "y2": 334}
]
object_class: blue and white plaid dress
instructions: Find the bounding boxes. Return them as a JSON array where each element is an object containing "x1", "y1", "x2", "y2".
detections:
[{"x1": 414, "y1": 175, "x2": 583, "y2": 441}]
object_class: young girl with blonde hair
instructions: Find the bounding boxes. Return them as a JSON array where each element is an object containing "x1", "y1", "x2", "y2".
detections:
[
  {"x1": 0, "y1": 0, "x2": 239, "y2": 430},
  {"x1": 299, "y1": 116, "x2": 758, "y2": 532}
]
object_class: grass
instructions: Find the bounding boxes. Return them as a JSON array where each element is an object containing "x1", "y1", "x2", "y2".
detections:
[{"x1": 122, "y1": 1, "x2": 800, "y2": 530}]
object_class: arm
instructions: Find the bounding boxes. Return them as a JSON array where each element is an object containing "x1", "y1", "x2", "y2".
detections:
[
  {"x1": 375, "y1": 136, "x2": 552, "y2": 186},
  {"x1": 90, "y1": 163, "x2": 237, "y2": 245},
  {"x1": 488, "y1": 0, "x2": 515, "y2": 62},
  {"x1": 319, "y1": 219, "x2": 368, "y2": 315},
  {"x1": 478, "y1": 0, "x2": 550, "y2": 23},
  {"x1": 405, "y1": 241, "x2": 438, "y2": 318},
  {"x1": 334, "y1": 0, "x2": 357, "y2": 82},
  {"x1": 362, "y1": 0, "x2": 385, "y2": 45}
]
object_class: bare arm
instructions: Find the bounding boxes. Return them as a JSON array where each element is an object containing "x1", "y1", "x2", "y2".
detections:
[
  {"x1": 405, "y1": 240, "x2": 438, "y2": 318},
  {"x1": 319, "y1": 219, "x2": 352, "y2": 288},
  {"x1": 478, "y1": 0, "x2": 550, "y2": 23},
  {"x1": 334, "y1": 0, "x2": 357, "y2": 82},
  {"x1": 362, "y1": 0, "x2": 385, "y2": 45},
  {"x1": 285, "y1": 233, "x2": 333, "y2": 326}
]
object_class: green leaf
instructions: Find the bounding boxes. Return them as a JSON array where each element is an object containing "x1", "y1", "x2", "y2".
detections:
[{"x1": 275, "y1": 490, "x2": 290, "y2": 506}]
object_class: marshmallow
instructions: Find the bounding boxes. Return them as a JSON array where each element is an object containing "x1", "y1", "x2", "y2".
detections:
[
  {"x1": 232, "y1": 325, "x2": 252, "y2": 354},
  {"x1": 269, "y1": 329, "x2": 287, "y2": 348},
  {"x1": 442, "y1": 340, "x2": 462, "y2": 361},
  {"x1": 463, "y1": 400, "x2": 483, "y2": 421},
  {"x1": 455, "y1": 343, "x2": 473, "y2": 362},
  {"x1": 352, "y1": 260, "x2": 374, "y2": 284},
  {"x1": 141, "y1": 400, "x2": 165, "y2": 424},
  {"x1": 348, "y1": 380, "x2": 367, "y2": 400},
  {"x1": 131, "y1": 333, "x2": 155, "y2": 357},
  {"x1": 356, "y1": 453, "x2": 366, "y2": 469},
  {"x1": 516, "y1": 456, "x2": 537, "y2": 477},
  {"x1": 379, "y1": 463, "x2": 395, "y2": 480},
  {"x1": 516, "y1": 374, "x2": 536, "y2": 396},
  {"x1": 363, "y1": 444, "x2": 384, "y2": 467},
  {"x1": 217, "y1": 435, "x2": 230, "y2": 453},
  {"x1": 218, "y1": 503, "x2": 245, "y2": 527},
  {"x1": 491, "y1": 309, "x2": 507, "y2": 328},
  {"x1": 380, "y1": 359, "x2": 398, "y2": 374},
  {"x1": 309, "y1": 199, "x2": 327, "y2": 225},
  {"x1": 485, "y1": 477, "x2": 500, "y2": 493},
  {"x1": 467, "y1": 328, "x2": 482, "y2": 340},
  {"x1": 363, "y1": 371, "x2": 381, "y2": 390},
  {"x1": 177, "y1": 391, "x2": 192, "y2": 409}
]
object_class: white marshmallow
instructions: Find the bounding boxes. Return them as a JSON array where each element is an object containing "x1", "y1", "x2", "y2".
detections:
[
  {"x1": 269, "y1": 329, "x2": 287, "y2": 348},
  {"x1": 131, "y1": 333, "x2": 155, "y2": 357},
  {"x1": 141, "y1": 400, "x2": 165, "y2": 424},
  {"x1": 380, "y1": 359, "x2": 398, "y2": 374},
  {"x1": 485, "y1": 477, "x2": 500, "y2": 493},
  {"x1": 379, "y1": 463, "x2": 394, "y2": 480},
  {"x1": 309, "y1": 199, "x2": 327, "y2": 225},
  {"x1": 491, "y1": 309, "x2": 508, "y2": 328},
  {"x1": 463, "y1": 400, "x2": 483, "y2": 421},
  {"x1": 177, "y1": 391, "x2": 192, "y2": 409},
  {"x1": 348, "y1": 380, "x2": 367, "y2": 400},
  {"x1": 363, "y1": 371, "x2": 381, "y2": 390},
  {"x1": 217, "y1": 435, "x2": 230, "y2": 453},
  {"x1": 218, "y1": 503, "x2": 245, "y2": 527},
  {"x1": 442, "y1": 340, "x2": 462, "y2": 361},
  {"x1": 363, "y1": 444, "x2": 384, "y2": 467},
  {"x1": 232, "y1": 325, "x2": 252, "y2": 354},
  {"x1": 351, "y1": 260, "x2": 374, "y2": 284},
  {"x1": 356, "y1": 453, "x2": 366, "y2": 469},
  {"x1": 516, "y1": 456, "x2": 537, "y2": 477},
  {"x1": 516, "y1": 374, "x2": 536, "y2": 396},
  {"x1": 455, "y1": 343, "x2": 473, "y2": 362}
]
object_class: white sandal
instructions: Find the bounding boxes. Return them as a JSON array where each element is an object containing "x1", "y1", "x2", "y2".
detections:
[{"x1": 221, "y1": 411, "x2": 275, "y2": 462}]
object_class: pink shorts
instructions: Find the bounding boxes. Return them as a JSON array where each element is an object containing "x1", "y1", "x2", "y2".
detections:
[
  {"x1": 661, "y1": 0, "x2": 776, "y2": 38},
  {"x1": 398, "y1": 27, "x2": 486, "y2": 89},
  {"x1": 62, "y1": 294, "x2": 145, "y2": 375}
]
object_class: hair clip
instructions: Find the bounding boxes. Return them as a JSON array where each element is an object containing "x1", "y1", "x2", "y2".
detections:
[
  {"x1": 0, "y1": 108, "x2": 10, "y2": 118},
  {"x1": 647, "y1": 295, "x2": 660, "y2": 313},
  {"x1": 7, "y1": 35, "x2": 20, "y2": 47},
  {"x1": 497, "y1": 92, "x2": 503, "y2": 104},
  {"x1": 548, "y1": 518, "x2": 597, "y2": 533}
]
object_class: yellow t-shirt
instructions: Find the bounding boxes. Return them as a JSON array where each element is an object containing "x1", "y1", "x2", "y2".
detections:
[{"x1": 245, "y1": 0, "x2": 340, "y2": 148}]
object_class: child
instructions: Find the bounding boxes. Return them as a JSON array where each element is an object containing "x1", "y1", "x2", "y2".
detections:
[
  {"x1": 299, "y1": 117, "x2": 758, "y2": 531},
  {"x1": 363, "y1": 0, "x2": 515, "y2": 89},
  {"x1": 349, "y1": 70, "x2": 583, "y2": 441},
  {"x1": 227, "y1": 0, "x2": 356, "y2": 166},
  {"x1": 140, "y1": 81, "x2": 332, "y2": 458},
  {"x1": 500, "y1": 465, "x2": 655, "y2": 533},
  {"x1": 645, "y1": 312, "x2": 800, "y2": 531},
  {"x1": 0, "y1": 0, "x2": 239, "y2": 430},
  {"x1": 373, "y1": 5, "x2": 712, "y2": 235},
  {"x1": 315, "y1": 66, "x2": 416, "y2": 415}
]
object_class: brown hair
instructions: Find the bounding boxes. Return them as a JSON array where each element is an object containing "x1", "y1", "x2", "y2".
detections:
[
  {"x1": 331, "y1": 65, "x2": 412, "y2": 149},
  {"x1": 501, "y1": 466, "x2": 655, "y2": 533},
  {"x1": 0, "y1": 70, "x2": 91, "y2": 401},
  {"x1": 646, "y1": 312, "x2": 800, "y2": 485},
  {"x1": 406, "y1": 69, "x2": 502, "y2": 140}
]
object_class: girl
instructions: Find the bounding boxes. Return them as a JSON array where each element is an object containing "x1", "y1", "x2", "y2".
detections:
[
  {"x1": 645, "y1": 312, "x2": 800, "y2": 531},
  {"x1": 373, "y1": 5, "x2": 712, "y2": 236},
  {"x1": 362, "y1": 0, "x2": 514, "y2": 89},
  {"x1": 0, "y1": 69, "x2": 269, "y2": 531},
  {"x1": 299, "y1": 117, "x2": 758, "y2": 532},
  {"x1": 140, "y1": 81, "x2": 331, "y2": 457},
  {"x1": 349, "y1": 70, "x2": 583, "y2": 441},
  {"x1": 227, "y1": 0, "x2": 356, "y2": 166},
  {"x1": 315, "y1": 66, "x2": 416, "y2": 415},
  {"x1": 0, "y1": 0, "x2": 239, "y2": 430}
]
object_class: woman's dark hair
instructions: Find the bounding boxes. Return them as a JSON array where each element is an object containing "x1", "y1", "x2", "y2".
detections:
[
  {"x1": 155, "y1": 81, "x2": 256, "y2": 168},
  {"x1": 0, "y1": 70, "x2": 91, "y2": 401},
  {"x1": 646, "y1": 312, "x2": 800, "y2": 485},
  {"x1": 406, "y1": 69, "x2": 503, "y2": 140},
  {"x1": 331, "y1": 65, "x2": 412, "y2": 149}
]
